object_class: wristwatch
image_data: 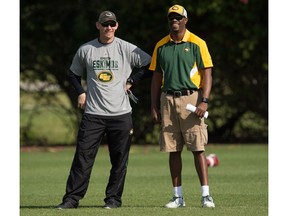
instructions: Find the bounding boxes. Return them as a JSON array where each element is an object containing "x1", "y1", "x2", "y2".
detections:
[{"x1": 201, "y1": 97, "x2": 209, "y2": 103}]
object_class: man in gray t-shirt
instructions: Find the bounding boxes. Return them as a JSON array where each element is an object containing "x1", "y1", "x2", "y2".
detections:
[
  {"x1": 57, "y1": 10, "x2": 151, "y2": 210},
  {"x1": 70, "y1": 36, "x2": 150, "y2": 116}
]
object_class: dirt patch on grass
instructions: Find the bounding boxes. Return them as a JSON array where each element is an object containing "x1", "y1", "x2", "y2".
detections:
[{"x1": 20, "y1": 146, "x2": 72, "y2": 152}]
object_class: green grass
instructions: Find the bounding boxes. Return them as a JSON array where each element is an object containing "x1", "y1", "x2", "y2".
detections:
[
  {"x1": 20, "y1": 92, "x2": 77, "y2": 145},
  {"x1": 20, "y1": 144, "x2": 268, "y2": 216},
  {"x1": 20, "y1": 107, "x2": 77, "y2": 145}
]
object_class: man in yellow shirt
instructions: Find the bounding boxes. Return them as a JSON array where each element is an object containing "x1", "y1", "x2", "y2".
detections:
[{"x1": 150, "y1": 4, "x2": 215, "y2": 209}]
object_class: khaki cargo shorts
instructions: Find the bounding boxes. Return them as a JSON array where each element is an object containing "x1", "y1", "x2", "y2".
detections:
[{"x1": 160, "y1": 90, "x2": 208, "y2": 152}]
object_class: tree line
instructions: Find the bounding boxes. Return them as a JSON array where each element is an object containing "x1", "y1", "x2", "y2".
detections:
[{"x1": 20, "y1": 0, "x2": 268, "y2": 144}]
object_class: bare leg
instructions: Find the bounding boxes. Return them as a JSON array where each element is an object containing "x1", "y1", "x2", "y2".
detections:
[
  {"x1": 169, "y1": 151, "x2": 182, "y2": 187},
  {"x1": 193, "y1": 151, "x2": 208, "y2": 185}
]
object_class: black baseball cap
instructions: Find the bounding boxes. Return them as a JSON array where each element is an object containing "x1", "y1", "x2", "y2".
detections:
[{"x1": 98, "y1": 11, "x2": 117, "y2": 24}]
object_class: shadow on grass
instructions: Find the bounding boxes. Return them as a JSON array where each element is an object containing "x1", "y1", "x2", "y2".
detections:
[
  {"x1": 20, "y1": 205, "x2": 105, "y2": 209},
  {"x1": 20, "y1": 205, "x2": 169, "y2": 209}
]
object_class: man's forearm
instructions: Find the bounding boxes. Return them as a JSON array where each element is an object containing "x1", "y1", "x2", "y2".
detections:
[
  {"x1": 201, "y1": 67, "x2": 212, "y2": 99},
  {"x1": 68, "y1": 70, "x2": 85, "y2": 95},
  {"x1": 127, "y1": 65, "x2": 152, "y2": 85},
  {"x1": 151, "y1": 71, "x2": 163, "y2": 109}
]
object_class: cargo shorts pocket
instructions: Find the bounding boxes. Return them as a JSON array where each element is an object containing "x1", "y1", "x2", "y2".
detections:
[{"x1": 185, "y1": 124, "x2": 208, "y2": 151}]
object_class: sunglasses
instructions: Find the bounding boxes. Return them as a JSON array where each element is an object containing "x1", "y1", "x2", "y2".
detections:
[
  {"x1": 101, "y1": 21, "x2": 117, "y2": 27},
  {"x1": 168, "y1": 15, "x2": 184, "y2": 21}
]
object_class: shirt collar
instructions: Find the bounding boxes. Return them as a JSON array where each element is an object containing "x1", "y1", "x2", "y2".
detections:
[{"x1": 169, "y1": 29, "x2": 190, "y2": 43}]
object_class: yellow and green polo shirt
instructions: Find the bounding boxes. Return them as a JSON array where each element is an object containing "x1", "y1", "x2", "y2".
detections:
[{"x1": 149, "y1": 29, "x2": 213, "y2": 91}]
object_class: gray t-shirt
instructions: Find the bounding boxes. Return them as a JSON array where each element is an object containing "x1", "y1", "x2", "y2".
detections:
[{"x1": 70, "y1": 37, "x2": 151, "y2": 116}]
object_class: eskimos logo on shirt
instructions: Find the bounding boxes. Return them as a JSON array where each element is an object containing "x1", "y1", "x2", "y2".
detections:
[
  {"x1": 97, "y1": 71, "x2": 114, "y2": 82},
  {"x1": 93, "y1": 57, "x2": 118, "y2": 83}
]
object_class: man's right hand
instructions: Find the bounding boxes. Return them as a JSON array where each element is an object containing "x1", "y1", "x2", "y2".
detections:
[
  {"x1": 78, "y1": 93, "x2": 86, "y2": 110},
  {"x1": 151, "y1": 107, "x2": 161, "y2": 124}
]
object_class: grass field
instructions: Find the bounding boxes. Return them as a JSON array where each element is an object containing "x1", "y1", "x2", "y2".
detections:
[
  {"x1": 20, "y1": 144, "x2": 268, "y2": 216},
  {"x1": 20, "y1": 92, "x2": 77, "y2": 145}
]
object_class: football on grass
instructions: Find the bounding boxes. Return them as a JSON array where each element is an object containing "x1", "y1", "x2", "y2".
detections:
[{"x1": 206, "y1": 154, "x2": 219, "y2": 167}]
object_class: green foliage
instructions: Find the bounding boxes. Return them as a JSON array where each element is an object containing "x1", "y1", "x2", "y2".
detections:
[
  {"x1": 20, "y1": 92, "x2": 78, "y2": 145},
  {"x1": 20, "y1": 144, "x2": 268, "y2": 216},
  {"x1": 20, "y1": 0, "x2": 268, "y2": 145}
]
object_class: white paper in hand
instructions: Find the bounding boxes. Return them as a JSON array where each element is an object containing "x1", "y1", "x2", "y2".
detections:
[{"x1": 186, "y1": 104, "x2": 209, "y2": 118}]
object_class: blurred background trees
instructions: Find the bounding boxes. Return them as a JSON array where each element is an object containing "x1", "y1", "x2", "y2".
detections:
[{"x1": 20, "y1": 0, "x2": 268, "y2": 145}]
